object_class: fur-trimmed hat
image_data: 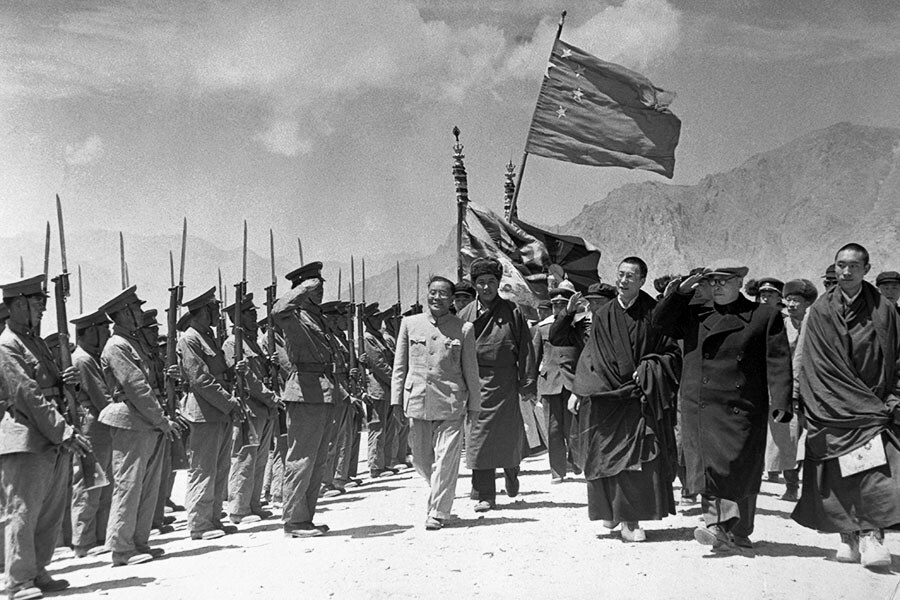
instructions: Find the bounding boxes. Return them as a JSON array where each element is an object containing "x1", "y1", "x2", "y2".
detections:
[
  {"x1": 783, "y1": 279, "x2": 818, "y2": 302},
  {"x1": 469, "y1": 257, "x2": 502, "y2": 282}
]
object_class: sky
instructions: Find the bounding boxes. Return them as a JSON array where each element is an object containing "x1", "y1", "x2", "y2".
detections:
[{"x1": 2, "y1": 0, "x2": 899, "y2": 275}]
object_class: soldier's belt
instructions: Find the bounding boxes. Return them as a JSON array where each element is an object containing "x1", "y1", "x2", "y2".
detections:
[
  {"x1": 41, "y1": 387, "x2": 61, "y2": 399},
  {"x1": 295, "y1": 362, "x2": 332, "y2": 374}
]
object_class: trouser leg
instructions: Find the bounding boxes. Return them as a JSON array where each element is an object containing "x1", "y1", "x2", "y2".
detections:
[
  {"x1": 282, "y1": 404, "x2": 333, "y2": 527},
  {"x1": 228, "y1": 413, "x2": 269, "y2": 517},
  {"x1": 71, "y1": 420, "x2": 113, "y2": 548},
  {"x1": 135, "y1": 433, "x2": 165, "y2": 551},
  {"x1": 106, "y1": 428, "x2": 160, "y2": 554},
  {"x1": 322, "y1": 400, "x2": 350, "y2": 488},
  {"x1": 471, "y1": 469, "x2": 497, "y2": 503},
  {"x1": 185, "y1": 421, "x2": 230, "y2": 534},
  {"x1": 428, "y1": 419, "x2": 463, "y2": 519},
  {"x1": 783, "y1": 468, "x2": 800, "y2": 493},
  {"x1": 731, "y1": 495, "x2": 757, "y2": 538},
  {"x1": 152, "y1": 437, "x2": 172, "y2": 526},
  {"x1": 544, "y1": 394, "x2": 567, "y2": 479},
  {"x1": 367, "y1": 396, "x2": 390, "y2": 472},
  {"x1": 349, "y1": 410, "x2": 362, "y2": 478},
  {"x1": 333, "y1": 402, "x2": 356, "y2": 487},
  {"x1": 701, "y1": 494, "x2": 755, "y2": 536},
  {"x1": 250, "y1": 417, "x2": 276, "y2": 514}
]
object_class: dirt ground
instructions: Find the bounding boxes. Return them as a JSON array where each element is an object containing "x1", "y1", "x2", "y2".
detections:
[{"x1": 44, "y1": 440, "x2": 900, "y2": 600}]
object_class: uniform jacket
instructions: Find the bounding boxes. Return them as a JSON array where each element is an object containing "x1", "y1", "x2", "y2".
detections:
[
  {"x1": 532, "y1": 315, "x2": 579, "y2": 397},
  {"x1": 0, "y1": 326, "x2": 72, "y2": 454},
  {"x1": 223, "y1": 329, "x2": 278, "y2": 417},
  {"x1": 653, "y1": 291, "x2": 792, "y2": 499},
  {"x1": 178, "y1": 324, "x2": 239, "y2": 422},
  {"x1": 72, "y1": 345, "x2": 111, "y2": 418},
  {"x1": 99, "y1": 327, "x2": 168, "y2": 431},
  {"x1": 271, "y1": 282, "x2": 334, "y2": 404},
  {"x1": 391, "y1": 311, "x2": 481, "y2": 420},
  {"x1": 364, "y1": 330, "x2": 393, "y2": 401}
]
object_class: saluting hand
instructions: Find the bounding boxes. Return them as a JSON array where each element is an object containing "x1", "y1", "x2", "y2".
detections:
[
  {"x1": 566, "y1": 291, "x2": 583, "y2": 314},
  {"x1": 61, "y1": 366, "x2": 80, "y2": 387},
  {"x1": 677, "y1": 272, "x2": 705, "y2": 295}
]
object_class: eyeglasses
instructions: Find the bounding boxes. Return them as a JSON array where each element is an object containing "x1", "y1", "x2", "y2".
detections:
[
  {"x1": 707, "y1": 277, "x2": 736, "y2": 287},
  {"x1": 428, "y1": 290, "x2": 452, "y2": 299}
]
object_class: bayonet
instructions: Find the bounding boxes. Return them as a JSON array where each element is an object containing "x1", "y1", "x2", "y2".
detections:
[
  {"x1": 298, "y1": 237, "x2": 303, "y2": 264},
  {"x1": 119, "y1": 232, "x2": 126, "y2": 290},
  {"x1": 43, "y1": 221, "x2": 50, "y2": 291},
  {"x1": 77, "y1": 264, "x2": 83, "y2": 314}
]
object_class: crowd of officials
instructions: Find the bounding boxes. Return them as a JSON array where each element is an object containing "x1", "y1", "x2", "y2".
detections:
[{"x1": 2, "y1": 241, "x2": 900, "y2": 598}]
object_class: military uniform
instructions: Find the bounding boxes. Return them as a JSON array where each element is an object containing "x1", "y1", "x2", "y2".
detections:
[
  {"x1": 272, "y1": 263, "x2": 335, "y2": 536},
  {"x1": 69, "y1": 309, "x2": 113, "y2": 554},
  {"x1": 98, "y1": 286, "x2": 170, "y2": 565},
  {"x1": 0, "y1": 275, "x2": 74, "y2": 597},
  {"x1": 177, "y1": 287, "x2": 241, "y2": 539},
  {"x1": 319, "y1": 301, "x2": 355, "y2": 495},
  {"x1": 222, "y1": 294, "x2": 278, "y2": 522},
  {"x1": 364, "y1": 305, "x2": 397, "y2": 476}
]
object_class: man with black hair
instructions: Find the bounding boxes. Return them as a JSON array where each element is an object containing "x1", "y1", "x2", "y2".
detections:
[{"x1": 793, "y1": 243, "x2": 900, "y2": 569}]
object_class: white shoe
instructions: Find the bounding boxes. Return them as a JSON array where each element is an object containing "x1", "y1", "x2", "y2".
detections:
[
  {"x1": 621, "y1": 522, "x2": 646, "y2": 542},
  {"x1": 860, "y1": 530, "x2": 891, "y2": 568},
  {"x1": 601, "y1": 520, "x2": 620, "y2": 530},
  {"x1": 836, "y1": 532, "x2": 860, "y2": 563}
]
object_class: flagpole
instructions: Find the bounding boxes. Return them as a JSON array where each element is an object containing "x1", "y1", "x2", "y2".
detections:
[
  {"x1": 508, "y1": 10, "x2": 567, "y2": 222},
  {"x1": 452, "y1": 126, "x2": 470, "y2": 281}
]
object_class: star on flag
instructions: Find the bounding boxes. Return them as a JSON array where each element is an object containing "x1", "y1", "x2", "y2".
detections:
[
  {"x1": 555, "y1": 106, "x2": 567, "y2": 119},
  {"x1": 560, "y1": 47, "x2": 572, "y2": 59},
  {"x1": 573, "y1": 65, "x2": 585, "y2": 78},
  {"x1": 572, "y1": 88, "x2": 584, "y2": 103}
]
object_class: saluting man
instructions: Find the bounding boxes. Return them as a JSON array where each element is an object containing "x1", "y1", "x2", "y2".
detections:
[
  {"x1": 98, "y1": 286, "x2": 178, "y2": 567},
  {"x1": 271, "y1": 262, "x2": 336, "y2": 537},
  {"x1": 222, "y1": 293, "x2": 280, "y2": 523},
  {"x1": 69, "y1": 308, "x2": 113, "y2": 558},
  {"x1": 178, "y1": 287, "x2": 243, "y2": 541},
  {"x1": 0, "y1": 274, "x2": 88, "y2": 598}
]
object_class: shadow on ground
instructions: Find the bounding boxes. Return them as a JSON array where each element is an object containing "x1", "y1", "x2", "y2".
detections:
[
  {"x1": 57, "y1": 576, "x2": 155, "y2": 596},
  {"x1": 330, "y1": 523, "x2": 413, "y2": 538},
  {"x1": 500, "y1": 500, "x2": 586, "y2": 510},
  {"x1": 160, "y1": 544, "x2": 242, "y2": 560},
  {"x1": 52, "y1": 560, "x2": 107, "y2": 575},
  {"x1": 450, "y1": 516, "x2": 539, "y2": 528}
]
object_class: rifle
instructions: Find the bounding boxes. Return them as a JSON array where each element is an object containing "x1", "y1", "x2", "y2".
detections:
[
  {"x1": 232, "y1": 220, "x2": 259, "y2": 449},
  {"x1": 216, "y1": 268, "x2": 227, "y2": 347},
  {"x1": 166, "y1": 220, "x2": 190, "y2": 467},
  {"x1": 119, "y1": 232, "x2": 126, "y2": 290},
  {"x1": 43, "y1": 222, "x2": 50, "y2": 292},
  {"x1": 355, "y1": 259, "x2": 369, "y2": 397},
  {"x1": 265, "y1": 229, "x2": 280, "y2": 394},
  {"x1": 347, "y1": 257, "x2": 367, "y2": 400},
  {"x1": 54, "y1": 195, "x2": 108, "y2": 491}
]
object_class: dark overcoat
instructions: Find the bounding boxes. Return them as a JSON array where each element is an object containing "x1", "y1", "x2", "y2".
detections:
[{"x1": 652, "y1": 292, "x2": 792, "y2": 499}]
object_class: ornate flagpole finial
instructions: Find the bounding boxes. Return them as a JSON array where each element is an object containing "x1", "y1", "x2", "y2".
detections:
[
  {"x1": 452, "y1": 127, "x2": 468, "y2": 207},
  {"x1": 504, "y1": 160, "x2": 517, "y2": 221}
]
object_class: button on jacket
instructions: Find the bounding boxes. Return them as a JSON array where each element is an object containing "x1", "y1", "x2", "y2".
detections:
[{"x1": 391, "y1": 312, "x2": 481, "y2": 421}]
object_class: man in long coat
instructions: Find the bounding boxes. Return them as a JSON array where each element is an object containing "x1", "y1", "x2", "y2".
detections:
[
  {"x1": 653, "y1": 265, "x2": 792, "y2": 552},
  {"x1": 574, "y1": 257, "x2": 680, "y2": 542},
  {"x1": 458, "y1": 257, "x2": 536, "y2": 512},
  {"x1": 792, "y1": 243, "x2": 900, "y2": 568}
]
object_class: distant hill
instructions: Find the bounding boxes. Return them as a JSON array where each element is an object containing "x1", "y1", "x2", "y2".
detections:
[
  {"x1": 558, "y1": 122, "x2": 900, "y2": 283},
  {"x1": 5, "y1": 122, "x2": 899, "y2": 337}
]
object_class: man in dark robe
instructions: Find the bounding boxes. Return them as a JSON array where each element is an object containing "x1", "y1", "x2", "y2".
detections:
[
  {"x1": 792, "y1": 243, "x2": 900, "y2": 569},
  {"x1": 653, "y1": 264, "x2": 792, "y2": 553},
  {"x1": 572, "y1": 257, "x2": 680, "y2": 542},
  {"x1": 459, "y1": 257, "x2": 536, "y2": 512}
]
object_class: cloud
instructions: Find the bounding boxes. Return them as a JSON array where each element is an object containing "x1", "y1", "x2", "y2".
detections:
[
  {"x1": 686, "y1": 14, "x2": 900, "y2": 64},
  {"x1": 64, "y1": 135, "x2": 104, "y2": 166},
  {"x1": 1, "y1": 1, "x2": 683, "y2": 155}
]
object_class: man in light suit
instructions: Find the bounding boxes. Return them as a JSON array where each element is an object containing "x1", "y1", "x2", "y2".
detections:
[{"x1": 391, "y1": 276, "x2": 481, "y2": 530}]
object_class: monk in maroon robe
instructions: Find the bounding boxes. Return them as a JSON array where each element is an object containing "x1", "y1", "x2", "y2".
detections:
[
  {"x1": 572, "y1": 257, "x2": 680, "y2": 542},
  {"x1": 792, "y1": 243, "x2": 900, "y2": 569}
]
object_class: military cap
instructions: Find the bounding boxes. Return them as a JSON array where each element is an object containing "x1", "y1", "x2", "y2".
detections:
[
  {"x1": 70, "y1": 308, "x2": 110, "y2": 329},
  {"x1": 363, "y1": 302, "x2": 381, "y2": 319},
  {"x1": 549, "y1": 279, "x2": 576, "y2": 303},
  {"x1": 176, "y1": 310, "x2": 192, "y2": 332},
  {"x1": 701, "y1": 265, "x2": 749, "y2": 279},
  {"x1": 285, "y1": 262, "x2": 324, "y2": 286},
  {"x1": 223, "y1": 293, "x2": 256, "y2": 319},
  {"x1": 757, "y1": 277, "x2": 784, "y2": 295},
  {"x1": 182, "y1": 287, "x2": 217, "y2": 313},
  {"x1": 320, "y1": 300, "x2": 350, "y2": 315},
  {"x1": 454, "y1": 280, "x2": 475, "y2": 298},
  {"x1": 537, "y1": 299, "x2": 553, "y2": 310},
  {"x1": 142, "y1": 309, "x2": 160, "y2": 328},
  {"x1": 823, "y1": 264, "x2": 837, "y2": 281},
  {"x1": 1, "y1": 274, "x2": 47, "y2": 300},
  {"x1": 876, "y1": 271, "x2": 900, "y2": 286},
  {"x1": 469, "y1": 257, "x2": 503, "y2": 281},
  {"x1": 99, "y1": 285, "x2": 141, "y2": 316},
  {"x1": 584, "y1": 282, "x2": 616, "y2": 300},
  {"x1": 44, "y1": 332, "x2": 60, "y2": 349},
  {"x1": 783, "y1": 279, "x2": 818, "y2": 302}
]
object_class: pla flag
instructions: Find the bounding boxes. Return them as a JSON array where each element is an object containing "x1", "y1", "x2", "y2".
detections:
[
  {"x1": 525, "y1": 39, "x2": 681, "y2": 178},
  {"x1": 512, "y1": 217, "x2": 601, "y2": 292}
]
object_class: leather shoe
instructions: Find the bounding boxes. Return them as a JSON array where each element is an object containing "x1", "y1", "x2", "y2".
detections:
[
  {"x1": 229, "y1": 514, "x2": 261, "y2": 525},
  {"x1": 679, "y1": 495, "x2": 697, "y2": 506},
  {"x1": 217, "y1": 524, "x2": 238, "y2": 534},
  {"x1": 112, "y1": 551, "x2": 154, "y2": 566},
  {"x1": 136, "y1": 547, "x2": 165, "y2": 558},
  {"x1": 694, "y1": 525, "x2": 735, "y2": 552},
  {"x1": 550, "y1": 477, "x2": 564, "y2": 485},
  {"x1": 781, "y1": 489, "x2": 799, "y2": 502},
  {"x1": 162, "y1": 515, "x2": 176, "y2": 525},
  {"x1": 73, "y1": 545, "x2": 92, "y2": 558},
  {"x1": 9, "y1": 586, "x2": 42, "y2": 600},
  {"x1": 285, "y1": 523, "x2": 323, "y2": 538},
  {"x1": 166, "y1": 499, "x2": 185, "y2": 511},
  {"x1": 252, "y1": 509, "x2": 273, "y2": 520},
  {"x1": 34, "y1": 575, "x2": 69, "y2": 593},
  {"x1": 732, "y1": 534, "x2": 753, "y2": 549},
  {"x1": 314, "y1": 524, "x2": 330, "y2": 533},
  {"x1": 152, "y1": 525, "x2": 175, "y2": 535},
  {"x1": 474, "y1": 500, "x2": 493, "y2": 513},
  {"x1": 322, "y1": 486, "x2": 345, "y2": 498},
  {"x1": 425, "y1": 517, "x2": 443, "y2": 531},
  {"x1": 505, "y1": 473, "x2": 520, "y2": 498}
]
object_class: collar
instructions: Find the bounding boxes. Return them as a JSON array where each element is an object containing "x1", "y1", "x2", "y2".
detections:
[
  {"x1": 7, "y1": 320, "x2": 35, "y2": 338},
  {"x1": 427, "y1": 310, "x2": 453, "y2": 325},
  {"x1": 841, "y1": 287, "x2": 862, "y2": 304},
  {"x1": 617, "y1": 294, "x2": 638, "y2": 310}
]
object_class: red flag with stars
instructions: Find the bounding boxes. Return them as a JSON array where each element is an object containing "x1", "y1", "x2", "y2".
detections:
[{"x1": 524, "y1": 39, "x2": 681, "y2": 178}]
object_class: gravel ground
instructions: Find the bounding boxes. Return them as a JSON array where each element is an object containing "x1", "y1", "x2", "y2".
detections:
[{"x1": 43, "y1": 441, "x2": 900, "y2": 600}]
